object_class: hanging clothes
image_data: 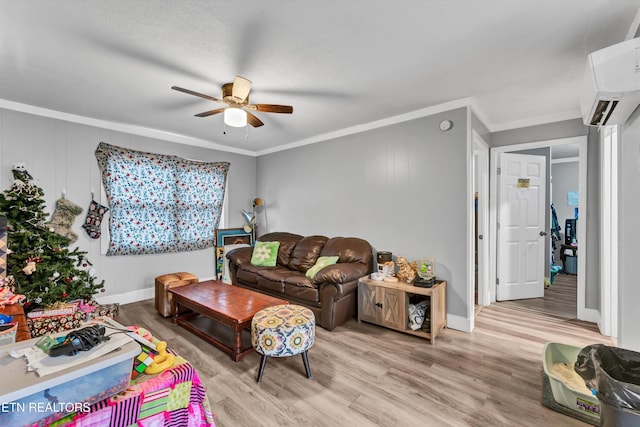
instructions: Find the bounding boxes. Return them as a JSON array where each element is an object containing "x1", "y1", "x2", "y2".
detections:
[{"x1": 550, "y1": 203, "x2": 562, "y2": 264}]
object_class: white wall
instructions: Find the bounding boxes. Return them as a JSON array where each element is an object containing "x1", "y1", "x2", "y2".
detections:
[
  {"x1": 0, "y1": 108, "x2": 256, "y2": 304},
  {"x1": 257, "y1": 107, "x2": 471, "y2": 325}
]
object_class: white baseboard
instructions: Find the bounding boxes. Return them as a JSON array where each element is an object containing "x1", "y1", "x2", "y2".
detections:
[
  {"x1": 95, "y1": 287, "x2": 155, "y2": 306},
  {"x1": 581, "y1": 308, "x2": 600, "y2": 324},
  {"x1": 447, "y1": 313, "x2": 472, "y2": 333},
  {"x1": 94, "y1": 276, "x2": 216, "y2": 307}
]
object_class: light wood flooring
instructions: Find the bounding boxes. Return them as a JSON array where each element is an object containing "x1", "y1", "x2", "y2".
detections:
[
  {"x1": 118, "y1": 276, "x2": 611, "y2": 427},
  {"x1": 500, "y1": 273, "x2": 579, "y2": 319}
]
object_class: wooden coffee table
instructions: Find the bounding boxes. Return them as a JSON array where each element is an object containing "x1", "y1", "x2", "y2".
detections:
[{"x1": 169, "y1": 280, "x2": 287, "y2": 362}]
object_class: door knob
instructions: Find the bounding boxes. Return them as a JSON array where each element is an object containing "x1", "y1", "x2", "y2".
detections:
[{"x1": 539, "y1": 231, "x2": 548, "y2": 237}]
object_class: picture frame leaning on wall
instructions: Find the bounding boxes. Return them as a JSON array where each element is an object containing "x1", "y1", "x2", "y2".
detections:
[{"x1": 214, "y1": 228, "x2": 254, "y2": 279}]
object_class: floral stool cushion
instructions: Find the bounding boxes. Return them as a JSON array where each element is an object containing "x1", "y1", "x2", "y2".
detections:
[{"x1": 251, "y1": 304, "x2": 315, "y2": 383}]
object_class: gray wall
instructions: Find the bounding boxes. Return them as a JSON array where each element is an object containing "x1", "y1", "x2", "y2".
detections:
[
  {"x1": 551, "y1": 161, "x2": 579, "y2": 263},
  {"x1": 490, "y1": 119, "x2": 599, "y2": 310},
  {"x1": 491, "y1": 119, "x2": 587, "y2": 147},
  {"x1": 619, "y1": 108, "x2": 640, "y2": 351},
  {"x1": 257, "y1": 107, "x2": 470, "y2": 321},
  {"x1": 472, "y1": 111, "x2": 490, "y2": 144},
  {"x1": 0, "y1": 108, "x2": 257, "y2": 301}
]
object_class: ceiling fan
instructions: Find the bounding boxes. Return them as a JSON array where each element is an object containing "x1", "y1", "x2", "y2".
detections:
[{"x1": 171, "y1": 76, "x2": 293, "y2": 128}]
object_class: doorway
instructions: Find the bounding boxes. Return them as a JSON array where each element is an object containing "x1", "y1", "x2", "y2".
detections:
[{"x1": 487, "y1": 136, "x2": 589, "y2": 320}]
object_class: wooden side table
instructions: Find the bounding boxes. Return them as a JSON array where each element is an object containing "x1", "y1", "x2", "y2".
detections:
[
  {"x1": 358, "y1": 278, "x2": 446, "y2": 344},
  {"x1": 0, "y1": 304, "x2": 31, "y2": 342}
]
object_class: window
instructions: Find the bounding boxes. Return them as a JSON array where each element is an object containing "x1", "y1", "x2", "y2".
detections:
[{"x1": 95, "y1": 142, "x2": 229, "y2": 256}]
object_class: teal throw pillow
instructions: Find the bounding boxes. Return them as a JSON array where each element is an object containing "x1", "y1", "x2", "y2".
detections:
[
  {"x1": 305, "y1": 256, "x2": 339, "y2": 279},
  {"x1": 250, "y1": 241, "x2": 280, "y2": 267}
]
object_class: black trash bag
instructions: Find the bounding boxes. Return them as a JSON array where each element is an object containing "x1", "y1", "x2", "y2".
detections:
[{"x1": 574, "y1": 344, "x2": 640, "y2": 411}]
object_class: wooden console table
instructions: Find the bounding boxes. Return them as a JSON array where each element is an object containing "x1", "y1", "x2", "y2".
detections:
[{"x1": 358, "y1": 278, "x2": 446, "y2": 344}]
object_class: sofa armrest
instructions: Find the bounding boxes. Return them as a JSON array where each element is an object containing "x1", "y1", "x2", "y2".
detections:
[
  {"x1": 313, "y1": 263, "x2": 369, "y2": 284},
  {"x1": 226, "y1": 246, "x2": 253, "y2": 266}
]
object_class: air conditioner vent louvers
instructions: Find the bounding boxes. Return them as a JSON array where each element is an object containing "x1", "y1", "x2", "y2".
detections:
[
  {"x1": 590, "y1": 100, "x2": 619, "y2": 126},
  {"x1": 590, "y1": 100, "x2": 611, "y2": 126},
  {"x1": 602, "y1": 100, "x2": 619, "y2": 126}
]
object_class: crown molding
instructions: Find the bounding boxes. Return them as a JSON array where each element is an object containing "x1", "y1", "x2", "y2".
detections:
[
  {"x1": 0, "y1": 99, "x2": 256, "y2": 157},
  {"x1": 256, "y1": 97, "x2": 474, "y2": 156},
  {"x1": 489, "y1": 109, "x2": 582, "y2": 133},
  {"x1": 1, "y1": 97, "x2": 585, "y2": 157}
]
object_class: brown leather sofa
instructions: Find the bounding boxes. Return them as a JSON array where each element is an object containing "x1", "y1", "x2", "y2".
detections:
[{"x1": 226, "y1": 232, "x2": 373, "y2": 330}]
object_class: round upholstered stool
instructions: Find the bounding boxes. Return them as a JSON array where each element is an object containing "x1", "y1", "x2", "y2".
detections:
[{"x1": 251, "y1": 304, "x2": 315, "y2": 383}]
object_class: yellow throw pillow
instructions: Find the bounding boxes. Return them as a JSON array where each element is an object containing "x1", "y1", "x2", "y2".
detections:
[{"x1": 305, "y1": 256, "x2": 339, "y2": 278}]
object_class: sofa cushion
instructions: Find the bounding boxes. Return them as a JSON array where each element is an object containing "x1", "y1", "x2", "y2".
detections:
[
  {"x1": 320, "y1": 237, "x2": 372, "y2": 265},
  {"x1": 277, "y1": 240, "x2": 298, "y2": 266},
  {"x1": 257, "y1": 276, "x2": 285, "y2": 293},
  {"x1": 237, "y1": 268, "x2": 259, "y2": 285},
  {"x1": 284, "y1": 282, "x2": 320, "y2": 302},
  {"x1": 305, "y1": 256, "x2": 339, "y2": 279},
  {"x1": 251, "y1": 241, "x2": 280, "y2": 267},
  {"x1": 258, "y1": 232, "x2": 302, "y2": 266},
  {"x1": 283, "y1": 272, "x2": 315, "y2": 288},
  {"x1": 288, "y1": 235, "x2": 328, "y2": 272},
  {"x1": 258, "y1": 266, "x2": 294, "y2": 282}
]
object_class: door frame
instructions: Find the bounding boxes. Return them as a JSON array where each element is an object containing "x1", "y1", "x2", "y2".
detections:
[
  {"x1": 487, "y1": 135, "x2": 594, "y2": 322},
  {"x1": 600, "y1": 126, "x2": 619, "y2": 337},
  {"x1": 473, "y1": 131, "x2": 490, "y2": 307}
]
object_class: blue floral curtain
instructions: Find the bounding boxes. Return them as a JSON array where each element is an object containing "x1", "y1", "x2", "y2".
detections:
[{"x1": 95, "y1": 142, "x2": 229, "y2": 256}]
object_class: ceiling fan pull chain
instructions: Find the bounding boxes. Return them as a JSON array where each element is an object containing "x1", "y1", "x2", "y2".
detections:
[{"x1": 223, "y1": 122, "x2": 227, "y2": 135}]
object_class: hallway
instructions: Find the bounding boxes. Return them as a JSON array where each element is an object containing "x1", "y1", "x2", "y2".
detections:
[{"x1": 498, "y1": 273, "x2": 578, "y2": 319}]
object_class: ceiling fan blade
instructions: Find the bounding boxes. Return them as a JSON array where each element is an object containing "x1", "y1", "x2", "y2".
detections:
[
  {"x1": 246, "y1": 111, "x2": 264, "y2": 127},
  {"x1": 232, "y1": 76, "x2": 252, "y2": 102},
  {"x1": 195, "y1": 108, "x2": 226, "y2": 117},
  {"x1": 248, "y1": 104, "x2": 293, "y2": 114},
  {"x1": 171, "y1": 86, "x2": 224, "y2": 103}
]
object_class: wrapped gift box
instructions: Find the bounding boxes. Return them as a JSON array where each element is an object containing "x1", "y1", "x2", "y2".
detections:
[{"x1": 26, "y1": 302, "x2": 120, "y2": 338}]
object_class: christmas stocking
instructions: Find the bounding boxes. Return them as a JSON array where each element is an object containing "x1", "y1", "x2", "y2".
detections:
[
  {"x1": 82, "y1": 200, "x2": 109, "y2": 239},
  {"x1": 49, "y1": 197, "x2": 83, "y2": 243}
]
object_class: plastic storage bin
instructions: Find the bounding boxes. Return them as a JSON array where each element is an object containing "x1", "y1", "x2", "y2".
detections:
[
  {"x1": 0, "y1": 333, "x2": 140, "y2": 427},
  {"x1": 575, "y1": 344, "x2": 640, "y2": 427},
  {"x1": 543, "y1": 342, "x2": 600, "y2": 423},
  {"x1": 564, "y1": 255, "x2": 578, "y2": 274}
]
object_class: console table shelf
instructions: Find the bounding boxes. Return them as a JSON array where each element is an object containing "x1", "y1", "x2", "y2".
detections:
[{"x1": 358, "y1": 278, "x2": 446, "y2": 344}]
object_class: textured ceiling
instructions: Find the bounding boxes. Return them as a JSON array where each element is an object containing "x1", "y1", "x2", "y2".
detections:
[{"x1": 1, "y1": 0, "x2": 638, "y2": 154}]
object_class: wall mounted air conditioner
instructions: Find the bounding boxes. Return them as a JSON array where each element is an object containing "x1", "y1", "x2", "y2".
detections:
[{"x1": 581, "y1": 37, "x2": 640, "y2": 127}]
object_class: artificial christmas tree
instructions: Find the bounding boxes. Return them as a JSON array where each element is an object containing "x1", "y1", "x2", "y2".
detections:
[{"x1": 0, "y1": 164, "x2": 105, "y2": 310}]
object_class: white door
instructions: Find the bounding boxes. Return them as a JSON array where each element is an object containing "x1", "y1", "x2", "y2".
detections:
[{"x1": 497, "y1": 153, "x2": 546, "y2": 301}]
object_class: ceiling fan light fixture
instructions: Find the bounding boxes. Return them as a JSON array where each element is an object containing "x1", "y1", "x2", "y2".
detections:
[{"x1": 224, "y1": 107, "x2": 247, "y2": 127}]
